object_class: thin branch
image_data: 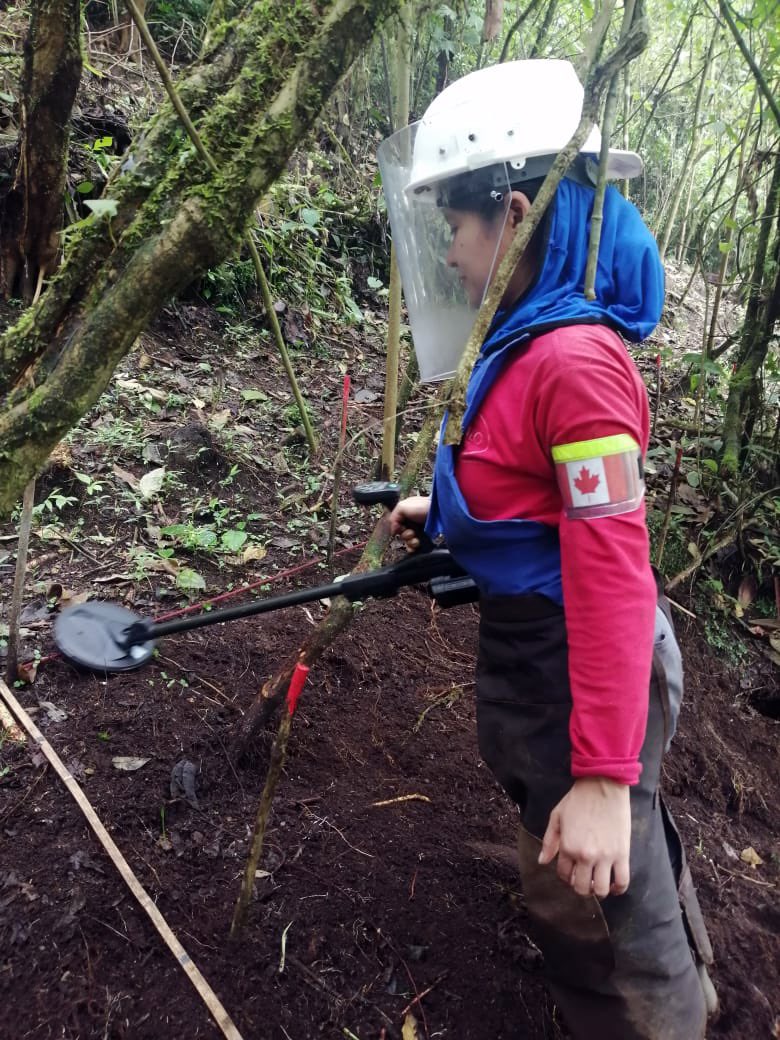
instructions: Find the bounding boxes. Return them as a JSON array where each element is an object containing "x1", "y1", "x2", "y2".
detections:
[
  {"x1": 498, "y1": 0, "x2": 544, "y2": 63},
  {"x1": 583, "y1": 0, "x2": 635, "y2": 297},
  {"x1": 529, "y1": 0, "x2": 559, "y2": 58},
  {"x1": 716, "y1": 0, "x2": 780, "y2": 129}
]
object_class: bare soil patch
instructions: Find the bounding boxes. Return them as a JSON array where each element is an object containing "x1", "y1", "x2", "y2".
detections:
[{"x1": 1, "y1": 299, "x2": 778, "y2": 1039}]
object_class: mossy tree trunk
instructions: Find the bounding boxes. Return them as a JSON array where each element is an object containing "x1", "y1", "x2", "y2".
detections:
[
  {"x1": 0, "y1": 0, "x2": 82, "y2": 303},
  {"x1": 721, "y1": 147, "x2": 780, "y2": 476},
  {"x1": 0, "y1": 0, "x2": 399, "y2": 518}
]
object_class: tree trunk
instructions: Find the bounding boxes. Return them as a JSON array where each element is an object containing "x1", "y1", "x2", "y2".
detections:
[
  {"x1": 380, "y1": 4, "x2": 412, "y2": 480},
  {"x1": 434, "y1": 12, "x2": 453, "y2": 94},
  {"x1": 657, "y1": 23, "x2": 717, "y2": 261},
  {"x1": 117, "y1": 0, "x2": 147, "y2": 57},
  {"x1": 721, "y1": 147, "x2": 780, "y2": 475},
  {"x1": 704, "y1": 86, "x2": 757, "y2": 357},
  {"x1": 0, "y1": 0, "x2": 400, "y2": 518},
  {"x1": 0, "y1": 0, "x2": 82, "y2": 303},
  {"x1": 499, "y1": 0, "x2": 544, "y2": 64},
  {"x1": 633, "y1": 7, "x2": 695, "y2": 150},
  {"x1": 483, "y1": 0, "x2": 504, "y2": 42}
]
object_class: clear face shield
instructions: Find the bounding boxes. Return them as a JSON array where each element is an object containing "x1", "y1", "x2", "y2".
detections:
[{"x1": 377, "y1": 123, "x2": 512, "y2": 383}]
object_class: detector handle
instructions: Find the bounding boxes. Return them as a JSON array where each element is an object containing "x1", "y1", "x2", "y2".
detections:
[{"x1": 352, "y1": 481, "x2": 435, "y2": 552}]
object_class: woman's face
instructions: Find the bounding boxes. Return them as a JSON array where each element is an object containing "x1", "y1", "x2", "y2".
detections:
[
  {"x1": 443, "y1": 191, "x2": 536, "y2": 309},
  {"x1": 443, "y1": 208, "x2": 507, "y2": 308}
]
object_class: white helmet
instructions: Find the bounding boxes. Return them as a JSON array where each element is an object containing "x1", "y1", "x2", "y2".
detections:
[
  {"x1": 407, "y1": 59, "x2": 642, "y2": 201},
  {"x1": 377, "y1": 60, "x2": 643, "y2": 383}
]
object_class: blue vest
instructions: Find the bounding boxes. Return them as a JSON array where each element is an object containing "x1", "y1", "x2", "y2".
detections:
[
  {"x1": 426, "y1": 332, "x2": 563, "y2": 603},
  {"x1": 423, "y1": 179, "x2": 665, "y2": 603}
]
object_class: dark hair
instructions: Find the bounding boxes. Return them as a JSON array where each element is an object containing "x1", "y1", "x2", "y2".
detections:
[
  {"x1": 448, "y1": 176, "x2": 547, "y2": 222},
  {"x1": 436, "y1": 154, "x2": 595, "y2": 222}
]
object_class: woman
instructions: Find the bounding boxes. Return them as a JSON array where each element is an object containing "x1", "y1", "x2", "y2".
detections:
[{"x1": 378, "y1": 60, "x2": 715, "y2": 1040}]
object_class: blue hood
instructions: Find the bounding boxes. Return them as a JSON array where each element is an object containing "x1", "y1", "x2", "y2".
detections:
[{"x1": 482, "y1": 178, "x2": 664, "y2": 355}]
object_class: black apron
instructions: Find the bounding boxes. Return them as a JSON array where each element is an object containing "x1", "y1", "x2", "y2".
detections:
[{"x1": 476, "y1": 593, "x2": 712, "y2": 1040}]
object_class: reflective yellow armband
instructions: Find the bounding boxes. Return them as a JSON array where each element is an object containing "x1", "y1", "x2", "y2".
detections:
[{"x1": 551, "y1": 434, "x2": 645, "y2": 520}]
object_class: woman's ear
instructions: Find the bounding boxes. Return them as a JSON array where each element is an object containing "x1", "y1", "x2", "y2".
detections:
[{"x1": 507, "y1": 190, "x2": 532, "y2": 229}]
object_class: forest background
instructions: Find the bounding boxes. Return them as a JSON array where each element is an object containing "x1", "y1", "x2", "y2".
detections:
[{"x1": 0, "y1": 1, "x2": 777, "y2": 1039}]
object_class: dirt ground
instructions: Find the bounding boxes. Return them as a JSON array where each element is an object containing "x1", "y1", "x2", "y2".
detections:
[
  {"x1": 1, "y1": 560, "x2": 778, "y2": 1040},
  {"x1": 1, "y1": 287, "x2": 778, "y2": 1040}
]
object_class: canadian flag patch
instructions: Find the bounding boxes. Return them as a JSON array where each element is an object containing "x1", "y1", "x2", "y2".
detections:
[{"x1": 552, "y1": 435, "x2": 644, "y2": 519}]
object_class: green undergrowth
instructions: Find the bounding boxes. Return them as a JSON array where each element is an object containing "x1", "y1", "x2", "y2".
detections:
[{"x1": 198, "y1": 151, "x2": 387, "y2": 326}]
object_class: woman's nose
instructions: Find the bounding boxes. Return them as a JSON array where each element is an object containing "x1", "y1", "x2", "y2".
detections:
[{"x1": 446, "y1": 242, "x2": 458, "y2": 268}]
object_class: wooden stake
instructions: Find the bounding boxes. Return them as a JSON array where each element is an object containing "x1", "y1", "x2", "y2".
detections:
[
  {"x1": 6, "y1": 479, "x2": 36, "y2": 684},
  {"x1": 231, "y1": 664, "x2": 310, "y2": 935},
  {"x1": 655, "y1": 446, "x2": 683, "y2": 571},
  {"x1": 327, "y1": 375, "x2": 351, "y2": 577}
]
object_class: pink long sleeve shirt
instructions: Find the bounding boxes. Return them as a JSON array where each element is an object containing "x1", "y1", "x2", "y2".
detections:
[{"x1": 455, "y1": 324, "x2": 658, "y2": 785}]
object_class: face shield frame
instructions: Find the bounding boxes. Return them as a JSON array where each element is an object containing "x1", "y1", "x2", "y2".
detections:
[{"x1": 378, "y1": 122, "x2": 514, "y2": 383}]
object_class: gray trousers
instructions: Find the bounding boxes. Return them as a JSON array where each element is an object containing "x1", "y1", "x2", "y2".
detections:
[{"x1": 476, "y1": 595, "x2": 712, "y2": 1040}]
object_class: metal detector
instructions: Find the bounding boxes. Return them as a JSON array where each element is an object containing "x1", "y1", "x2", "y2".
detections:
[{"x1": 53, "y1": 483, "x2": 478, "y2": 674}]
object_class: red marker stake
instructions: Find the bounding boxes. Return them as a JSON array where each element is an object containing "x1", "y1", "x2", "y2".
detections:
[
  {"x1": 286, "y1": 662, "x2": 310, "y2": 716},
  {"x1": 340, "y1": 374, "x2": 351, "y2": 444}
]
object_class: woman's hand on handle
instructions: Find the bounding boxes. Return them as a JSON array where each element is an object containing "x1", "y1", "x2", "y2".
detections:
[{"x1": 389, "y1": 496, "x2": 431, "y2": 552}]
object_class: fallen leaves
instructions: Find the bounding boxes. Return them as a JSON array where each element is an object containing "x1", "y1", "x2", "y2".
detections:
[
  {"x1": 38, "y1": 701, "x2": 67, "y2": 723},
  {"x1": 740, "y1": 846, "x2": 764, "y2": 868},
  {"x1": 401, "y1": 1013, "x2": 422, "y2": 1040},
  {"x1": 269, "y1": 535, "x2": 297, "y2": 549},
  {"x1": 112, "y1": 756, "x2": 151, "y2": 771},
  {"x1": 170, "y1": 759, "x2": 199, "y2": 808},
  {"x1": 17, "y1": 660, "x2": 38, "y2": 684},
  {"x1": 112, "y1": 463, "x2": 140, "y2": 491},
  {"x1": 46, "y1": 583, "x2": 89, "y2": 609},
  {"x1": 115, "y1": 377, "x2": 168, "y2": 403},
  {"x1": 139, "y1": 467, "x2": 166, "y2": 499},
  {"x1": 241, "y1": 544, "x2": 267, "y2": 564}
]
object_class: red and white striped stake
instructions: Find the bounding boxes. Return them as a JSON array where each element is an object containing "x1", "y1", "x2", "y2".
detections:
[{"x1": 286, "y1": 662, "x2": 310, "y2": 716}]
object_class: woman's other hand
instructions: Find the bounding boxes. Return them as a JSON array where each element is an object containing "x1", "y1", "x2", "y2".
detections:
[
  {"x1": 538, "y1": 777, "x2": 631, "y2": 899},
  {"x1": 389, "y1": 495, "x2": 431, "y2": 552}
]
